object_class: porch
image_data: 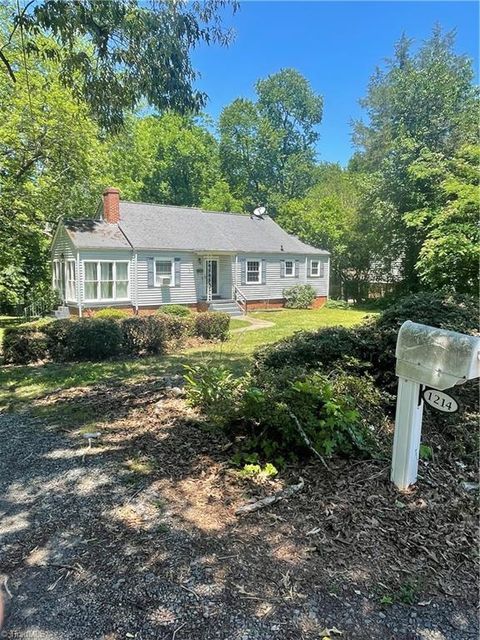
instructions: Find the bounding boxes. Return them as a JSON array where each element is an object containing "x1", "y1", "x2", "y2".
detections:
[{"x1": 195, "y1": 253, "x2": 245, "y2": 316}]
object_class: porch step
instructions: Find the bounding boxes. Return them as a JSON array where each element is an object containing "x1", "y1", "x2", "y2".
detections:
[
  {"x1": 208, "y1": 300, "x2": 244, "y2": 317},
  {"x1": 54, "y1": 306, "x2": 70, "y2": 319}
]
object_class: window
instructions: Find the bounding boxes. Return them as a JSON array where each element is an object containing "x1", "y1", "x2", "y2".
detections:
[
  {"x1": 155, "y1": 259, "x2": 174, "y2": 286},
  {"x1": 53, "y1": 260, "x2": 61, "y2": 292},
  {"x1": 84, "y1": 261, "x2": 129, "y2": 301},
  {"x1": 246, "y1": 260, "x2": 261, "y2": 284},
  {"x1": 284, "y1": 260, "x2": 294, "y2": 277},
  {"x1": 66, "y1": 260, "x2": 76, "y2": 300},
  {"x1": 310, "y1": 260, "x2": 320, "y2": 277}
]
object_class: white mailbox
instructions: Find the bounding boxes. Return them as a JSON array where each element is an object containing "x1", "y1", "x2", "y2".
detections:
[
  {"x1": 391, "y1": 321, "x2": 480, "y2": 490},
  {"x1": 396, "y1": 321, "x2": 480, "y2": 390}
]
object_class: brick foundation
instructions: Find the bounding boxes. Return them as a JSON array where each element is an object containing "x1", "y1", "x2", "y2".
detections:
[
  {"x1": 311, "y1": 296, "x2": 327, "y2": 309},
  {"x1": 74, "y1": 296, "x2": 328, "y2": 317}
]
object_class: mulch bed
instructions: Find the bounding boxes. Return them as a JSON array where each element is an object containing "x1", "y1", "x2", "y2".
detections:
[{"x1": 1, "y1": 376, "x2": 478, "y2": 640}]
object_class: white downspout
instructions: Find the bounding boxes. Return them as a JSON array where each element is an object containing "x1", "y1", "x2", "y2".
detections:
[
  {"x1": 304, "y1": 256, "x2": 308, "y2": 283},
  {"x1": 134, "y1": 251, "x2": 138, "y2": 313},
  {"x1": 77, "y1": 251, "x2": 82, "y2": 317}
]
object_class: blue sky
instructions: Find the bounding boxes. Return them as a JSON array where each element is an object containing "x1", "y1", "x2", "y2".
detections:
[{"x1": 191, "y1": 1, "x2": 479, "y2": 166}]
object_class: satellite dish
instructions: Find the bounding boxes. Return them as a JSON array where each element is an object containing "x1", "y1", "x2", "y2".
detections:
[{"x1": 252, "y1": 206, "x2": 266, "y2": 218}]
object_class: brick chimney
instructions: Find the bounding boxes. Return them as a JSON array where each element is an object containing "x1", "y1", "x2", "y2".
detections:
[{"x1": 103, "y1": 187, "x2": 120, "y2": 223}]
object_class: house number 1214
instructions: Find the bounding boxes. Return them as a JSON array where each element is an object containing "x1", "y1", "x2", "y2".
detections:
[{"x1": 422, "y1": 388, "x2": 459, "y2": 413}]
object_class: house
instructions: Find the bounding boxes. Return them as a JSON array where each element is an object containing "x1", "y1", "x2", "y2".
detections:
[{"x1": 51, "y1": 188, "x2": 330, "y2": 317}]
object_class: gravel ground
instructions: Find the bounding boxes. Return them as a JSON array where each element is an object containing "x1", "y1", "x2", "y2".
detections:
[{"x1": 0, "y1": 380, "x2": 478, "y2": 640}]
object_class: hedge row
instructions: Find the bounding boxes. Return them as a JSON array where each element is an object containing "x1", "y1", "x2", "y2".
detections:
[
  {"x1": 253, "y1": 291, "x2": 480, "y2": 394},
  {"x1": 3, "y1": 311, "x2": 230, "y2": 364}
]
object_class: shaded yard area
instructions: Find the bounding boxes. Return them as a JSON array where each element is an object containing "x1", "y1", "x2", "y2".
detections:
[
  {"x1": 0, "y1": 306, "x2": 478, "y2": 639},
  {"x1": 0, "y1": 378, "x2": 477, "y2": 640}
]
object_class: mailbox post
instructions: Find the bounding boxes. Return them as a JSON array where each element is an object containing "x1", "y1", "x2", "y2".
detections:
[{"x1": 391, "y1": 321, "x2": 480, "y2": 490}]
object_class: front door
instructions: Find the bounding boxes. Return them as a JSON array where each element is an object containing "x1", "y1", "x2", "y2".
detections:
[{"x1": 205, "y1": 258, "x2": 218, "y2": 299}]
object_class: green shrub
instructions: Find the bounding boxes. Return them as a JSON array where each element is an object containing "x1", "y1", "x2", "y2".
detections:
[
  {"x1": 155, "y1": 313, "x2": 193, "y2": 346},
  {"x1": 2, "y1": 320, "x2": 49, "y2": 364},
  {"x1": 157, "y1": 304, "x2": 192, "y2": 317},
  {"x1": 94, "y1": 307, "x2": 129, "y2": 319},
  {"x1": 66, "y1": 318, "x2": 123, "y2": 360},
  {"x1": 254, "y1": 326, "x2": 363, "y2": 373},
  {"x1": 193, "y1": 311, "x2": 230, "y2": 341},
  {"x1": 238, "y1": 462, "x2": 278, "y2": 478},
  {"x1": 325, "y1": 298, "x2": 350, "y2": 309},
  {"x1": 44, "y1": 319, "x2": 74, "y2": 362},
  {"x1": 240, "y1": 369, "x2": 377, "y2": 460},
  {"x1": 255, "y1": 291, "x2": 479, "y2": 394},
  {"x1": 183, "y1": 362, "x2": 242, "y2": 426},
  {"x1": 121, "y1": 316, "x2": 169, "y2": 356},
  {"x1": 283, "y1": 284, "x2": 317, "y2": 309},
  {"x1": 46, "y1": 317, "x2": 123, "y2": 361}
]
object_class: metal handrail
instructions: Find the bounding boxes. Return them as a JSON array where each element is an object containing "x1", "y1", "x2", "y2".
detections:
[
  {"x1": 233, "y1": 285, "x2": 247, "y2": 314},
  {"x1": 24, "y1": 296, "x2": 56, "y2": 321}
]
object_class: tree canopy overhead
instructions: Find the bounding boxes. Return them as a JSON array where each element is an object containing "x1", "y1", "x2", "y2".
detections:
[
  {"x1": 1, "y1": 0, "x2": 238, "y2": 130},
  {"x1": 219, "y1": 68, "x2": 323, "y2": 212}
]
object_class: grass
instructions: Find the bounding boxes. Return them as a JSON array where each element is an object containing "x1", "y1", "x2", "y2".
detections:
[
  {"x1": 200, "y1": 307, "x2": 374, "y2": 356},
  {"x1": 0, "y1": 307, "x2": 375, "y2": 411},
  {"x1": 229, "y1": 318, "x2": 252, "y2": 330}
]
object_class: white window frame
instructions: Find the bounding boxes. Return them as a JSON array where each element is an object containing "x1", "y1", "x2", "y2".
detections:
[
  {"x1": 83, "y1": 260, "x2": 130, "y2": 302},
  {"x1": 154, "y1": 258, "x2": 175, "y2": 288},
  {"x1": 246, "y1": 260, "x2": 261, "y2": 284},
  {"x1": 284, "y1": 260, "x2": 295, "y2": 277},
  {"x1": 53, "y1": 259, "x2": 61, "y2": 292},
  {"x1": 310, "y1": 260, "x2": 320, "y2": 277},
  {"x1": 66, "y1": 259, "x2": 77, "y2": 301}
]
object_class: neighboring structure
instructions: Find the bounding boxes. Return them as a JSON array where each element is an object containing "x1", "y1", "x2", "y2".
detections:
[{"x1": 51, "y1": 188, "x2": 330, "y2": 316}]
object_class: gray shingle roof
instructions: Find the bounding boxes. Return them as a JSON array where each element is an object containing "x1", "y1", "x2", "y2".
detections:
[
  {"x1": 65, "y1": 202, "x2": 329, "y2": 255},
  {"x1": 64, "y1": 219, "x2": 131, "y2": 249}
]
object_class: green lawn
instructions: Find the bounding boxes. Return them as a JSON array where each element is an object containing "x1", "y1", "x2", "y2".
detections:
[
  {"x1": 0, "y1": 307, "x2": 374, "y2": 411},
  {"x1": 220, "y1": 307, "x2": 372, "y2": 354}
]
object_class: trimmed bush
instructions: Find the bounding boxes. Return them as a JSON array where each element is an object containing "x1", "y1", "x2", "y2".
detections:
[
  {"x1": 283, "y1": 284, "x2": 317, "y2": 309},
  {"x1": 2, "y1": 320, "x2": 50, "y2": 364},
  {"x1": 193, "y1": 311, "x2": 230, "y2": 341},
  {"x1": 155, "y1": 313, "x2": 192, "y2": 346},
  {"x1": 94, "y1": 307, "x2": 129, "y2": 319},
  {"x1": 67, "y1": 318, "x2": 123, "y2": 360},
  {"x1": 157, "y1": 304, "x2": 192, "y2": 317},
  {"x1": 44, "y1": 319, "x2": 74, "y2": 362},
  {"x1": 254, "y1": 326, "x2": 362, "y2": 373},
  {"x1": 121, "y1": 316, "x2": 169, "y2": 355}
]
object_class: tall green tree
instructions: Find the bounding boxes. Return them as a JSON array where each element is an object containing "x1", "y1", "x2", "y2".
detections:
[
  {"x1": 277, "y1": 164, "x2": 378, "y2": 299},
  {"x1": 352, "y1": 27, "x2": 479, "y2": 291},
  {"x1": 219, "y1": 69, "x2": 323, "y2": 211},
  {"x1": 0, "y1": 36, "x2": 106, "y2": 307},
  {"x1": 1, "y1": 0, "x2": 237, "y2": 130},
  {"x1": 407, "y1": 144, "x2": 480, "y2": 292},
  {"x1": 105, "y1": 113, "x2": 228, "y2": 207}
]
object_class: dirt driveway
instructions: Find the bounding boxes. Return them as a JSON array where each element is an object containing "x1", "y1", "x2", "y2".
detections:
[{"x1": 0, "y1": 379, "x2": 478, "y2": 640}]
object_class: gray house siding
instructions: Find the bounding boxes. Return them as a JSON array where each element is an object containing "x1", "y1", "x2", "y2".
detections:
[
  {"x1": 51, "y1": 227, "x2": 78, "y2": 303},
  {"x1": 52, "y1": 222, "x2": 329, "y2": 311},
  {"x1": 235, "y1": 254, "x2": 329, "y2": 301},
  {"x1": 136, "y1": 251, "x2": 198, "y2": 307}
]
